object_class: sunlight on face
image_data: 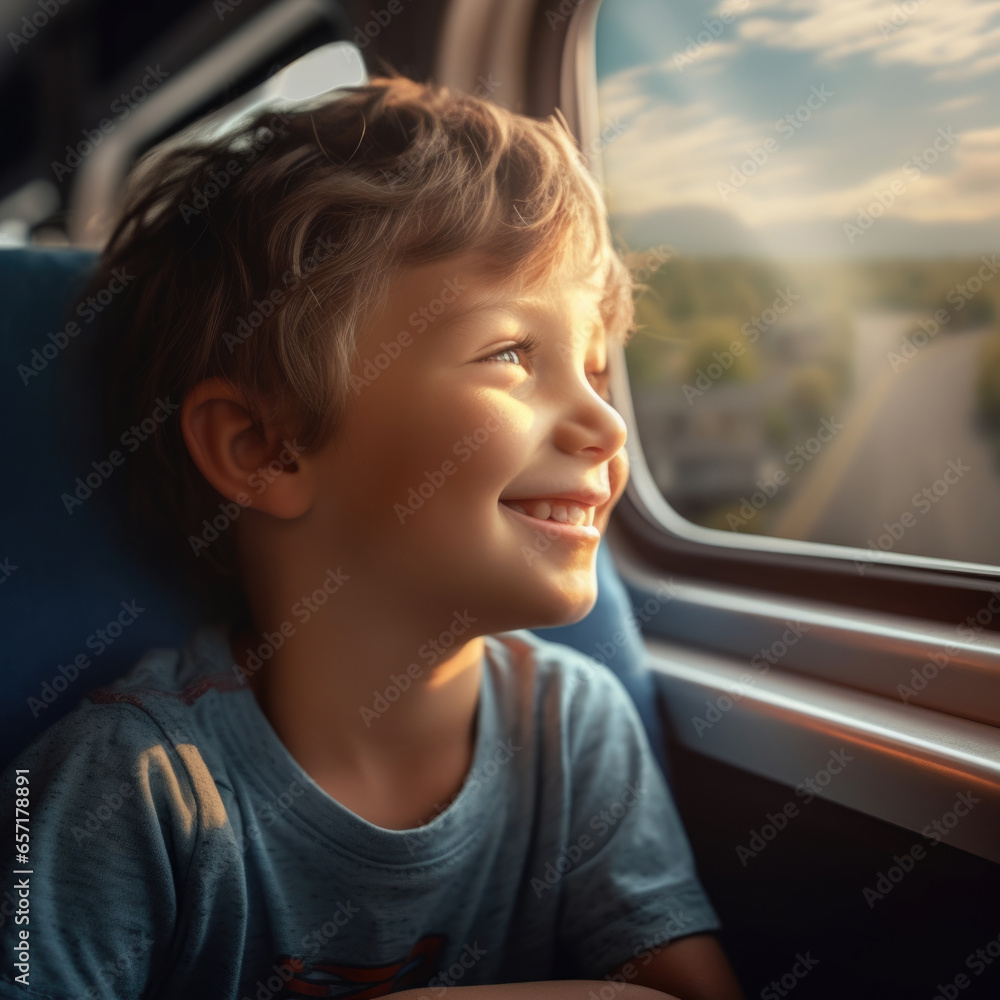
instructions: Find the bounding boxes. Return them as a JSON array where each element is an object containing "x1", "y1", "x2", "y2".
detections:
[{"x1": 308, "y1": 250, "x2": 629, "y2": 634}]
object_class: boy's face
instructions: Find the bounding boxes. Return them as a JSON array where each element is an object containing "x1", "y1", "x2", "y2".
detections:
[{"x1": 305, "y1": 249, "x2": 629, "y2": 632}]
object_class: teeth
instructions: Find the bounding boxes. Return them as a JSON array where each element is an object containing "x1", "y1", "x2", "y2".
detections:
[
  {"x1": 534, "y1": 501, "x2": 552, "y2": 521},
  {"x1": 504, "y1": 499, "x2": 595, "y2": 526}
]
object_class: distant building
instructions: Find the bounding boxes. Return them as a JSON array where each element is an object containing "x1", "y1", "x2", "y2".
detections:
[{"x1": 634, "y1": 377, "x2": 784, "y2": 509}]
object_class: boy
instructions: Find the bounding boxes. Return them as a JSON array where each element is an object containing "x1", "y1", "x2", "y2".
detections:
[{"x1": 1, "y1": 75, "x2": 744, "y2": 998}]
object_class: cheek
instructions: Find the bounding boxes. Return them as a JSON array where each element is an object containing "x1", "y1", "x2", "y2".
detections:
[
  {"x1": 445, "y1": 405, "x2": 525, "y2": 496},
  {"x1": 329, "y1": 376, "x2": 526, "y2": 530},
  {"x1": 402, "y1": 412, "x2": 524, "y2": 541},
  {"x1": 375, "y1": 401, "x2": 506, "y2": 510}
]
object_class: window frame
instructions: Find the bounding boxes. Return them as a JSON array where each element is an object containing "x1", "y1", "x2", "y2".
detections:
[
  {"x1": 548, "y1": 0, "x2": 1000, "y2": 620},
  {"x1": 529, "y1": 0, "x2": 1000, "y2": 864}
]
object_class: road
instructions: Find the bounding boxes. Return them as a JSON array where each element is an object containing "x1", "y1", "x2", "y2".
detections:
[{"x1": 769, "y1": 313, "x2": 1000, "y2": 568}]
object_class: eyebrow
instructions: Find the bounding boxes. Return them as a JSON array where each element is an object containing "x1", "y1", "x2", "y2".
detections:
[
  {"x1": 438, "y1": 291, "x2": 550, "y2": 329},
  {"x1": 439, "y1": 286, "x2": 606, "y2": 338}
]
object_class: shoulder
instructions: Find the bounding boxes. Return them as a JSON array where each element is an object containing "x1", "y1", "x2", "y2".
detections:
[
  {"x1": 9, "y1": 666, "x2": 174, "y2": 785},
  {"x1": 85, "y1": 619, "x2": 241, "y2": 708},
  {"x1": 4, "y1": 622, "x2": 239, "y2": 810},
  {"x1": 484, "y1": 629, "x2": 642, "y2": 748},
  {"x1": 486, "y1": 627, "x2": 625, "y2": 693}
]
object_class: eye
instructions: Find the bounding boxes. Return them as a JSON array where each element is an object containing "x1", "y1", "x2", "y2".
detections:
[{"x1": 478, "y1": 333, "x2": 540, "y2": 368}]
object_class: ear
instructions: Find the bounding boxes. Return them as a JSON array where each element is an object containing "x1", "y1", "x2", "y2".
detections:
[{"x1": 180, "y1": 377, "x2": 314, "y2": 519}]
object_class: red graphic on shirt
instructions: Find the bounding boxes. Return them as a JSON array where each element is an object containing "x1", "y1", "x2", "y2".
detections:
[{"x1": 275, "y1": 933, "x2": 447, "y2": 998}]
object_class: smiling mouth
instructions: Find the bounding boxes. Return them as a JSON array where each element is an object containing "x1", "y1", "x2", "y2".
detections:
[
  {"x1": 499, "y1": 498, "x2": 597, "y2": 527},
  {"x1": 498, "y1": 499, "x2": 602, "y2": 543}
]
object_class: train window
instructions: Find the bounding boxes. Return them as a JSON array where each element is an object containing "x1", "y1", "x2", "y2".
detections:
[{"x1": 594, "y1": 0, "x2": 1000, "y2": 572}]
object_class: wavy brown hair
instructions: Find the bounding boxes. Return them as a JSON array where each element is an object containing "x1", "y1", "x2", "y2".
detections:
[{"x1": 76, "y1": 71, "x2": 637, "y2": 631}]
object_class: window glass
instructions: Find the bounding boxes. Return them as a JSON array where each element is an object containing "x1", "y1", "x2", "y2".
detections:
[{"x1": 595, "y1": 0, "x2": 1000, "y2": 569}]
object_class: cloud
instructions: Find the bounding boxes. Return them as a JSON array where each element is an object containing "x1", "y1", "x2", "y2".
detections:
[
  {"x1": 595, "y1": 62, "x2": 655, "y2": 124},
  {"x1": 933, "y1": 95, "x2": 982, "y2": 113},
  {"x1": 667, "y1": 40, "x2": 742, "y2": 74},
  {"x1": 597, "y1": 66, "x2": 1000, "y2": 232},
  {"x1": 738, "y1": 0, "x2": 1000, "y2": 80}
]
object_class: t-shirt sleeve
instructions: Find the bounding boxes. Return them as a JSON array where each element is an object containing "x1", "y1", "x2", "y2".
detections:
[
  {"x1": 554, "y1": 656, "x2": 721, "y2": 979},
  {"x1": 0, "y1": 696, "x2": 245, "y2": 999}
]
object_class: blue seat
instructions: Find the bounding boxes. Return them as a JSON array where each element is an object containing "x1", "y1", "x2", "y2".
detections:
[{"x1": 0, "y1": 246, "x2": 669, "y2": 778}]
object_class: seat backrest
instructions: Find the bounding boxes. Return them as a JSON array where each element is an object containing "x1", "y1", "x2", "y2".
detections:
[
  {"x1": 0, "y1": 247, "x2": 668, "y2": 776},
  {"x1": 1, "y1": 248, "x2": 202, "y2": 767}
]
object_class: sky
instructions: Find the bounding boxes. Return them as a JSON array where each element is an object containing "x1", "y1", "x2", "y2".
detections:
[{"x1": 595, "y1": 0, "x2": 1000, "y2": 257}]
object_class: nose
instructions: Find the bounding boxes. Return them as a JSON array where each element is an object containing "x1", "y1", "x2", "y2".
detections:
[{"x1": 553, "y1": 366, "x2": 628, "y2": 463}]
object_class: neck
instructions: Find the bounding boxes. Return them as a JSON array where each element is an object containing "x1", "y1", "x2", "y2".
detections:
[{"x1": 230, "y1": 586, "x2": 485, "y2": 778}]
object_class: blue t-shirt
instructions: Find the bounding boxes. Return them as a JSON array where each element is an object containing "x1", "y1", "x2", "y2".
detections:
[{"x1": 0, "y1": 623, "x2": 719, "y2": 998}]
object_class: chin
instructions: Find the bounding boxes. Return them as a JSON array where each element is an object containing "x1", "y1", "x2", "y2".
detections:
[
  {"x1": 456, "y1": 520, "x2": 601, "y2": 631},
  {"x1": 509, "y1": 569, "x2": 599, "y2": 631},
  {"x1": 556, "y1": 591, "x2": 599, "y2": 627},
  {"x1": 463, "y1": 566, "x2": 597, "y2": 634}
]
